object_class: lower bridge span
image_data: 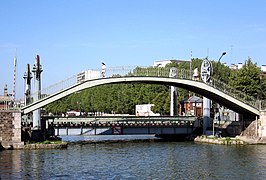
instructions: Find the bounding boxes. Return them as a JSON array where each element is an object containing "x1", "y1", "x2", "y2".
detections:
[{"x1": 43, "y1": 116, "x2": 199, "y2": 136}]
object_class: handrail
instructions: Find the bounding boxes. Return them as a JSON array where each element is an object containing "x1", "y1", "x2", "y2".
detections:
[{"x1": 27, "y1": 66, "x2": 258, "y2": 110}]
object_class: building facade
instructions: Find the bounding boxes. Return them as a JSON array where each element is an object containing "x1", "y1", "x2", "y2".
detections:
[
  {"x1": 153, "y1": 59, "x2": 190, "y2": 67},
  {"x1": 77, "y1": 70, "x2": 101, "y2": 83},
  {"x1": 0, "y1": 85, "x2": 12, "y2": 110},
  {"x1": 181, "y1": 95, "x2": 203, "y2": 117}
]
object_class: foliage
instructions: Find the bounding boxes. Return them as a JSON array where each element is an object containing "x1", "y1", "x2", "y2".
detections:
[
  {"x1": 211, "y1": 60, "x2": 231, "y2": 84},
  {"x1": 45, "y1": 83, "x2": 170, "y2": 115},
  {"x1": 260, "y1": 73, "x2": 266, "y2": 99},
  {"x1": 229, "y1": 58, "x2": 261, "y2": 98}
]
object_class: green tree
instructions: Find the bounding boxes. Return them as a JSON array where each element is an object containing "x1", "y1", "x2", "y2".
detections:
[
  {"x1": 211, "y1": 60, "x2": 231, "y2": 84},
  {"x1": 261, "y1": 74, "x2": 266, "y2": 99},
  {"x1": 229, "y1": 58, "x2": 261, "y2": 98},
  {"x1": 152, "y1": 91, "x2": 170, "y2": 115}
]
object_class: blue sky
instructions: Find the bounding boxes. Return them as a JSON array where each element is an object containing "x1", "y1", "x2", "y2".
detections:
[{"x1": 1, "y1": 0, "x2": 266, "y2": 99}]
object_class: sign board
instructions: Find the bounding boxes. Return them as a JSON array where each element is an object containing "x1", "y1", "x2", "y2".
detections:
[
  {"x1": 169, "y1": 67, "x2": 177, "y2": 78},
  {"x1": 200, "y1": 59, "x2": 212, "y2": 83}
]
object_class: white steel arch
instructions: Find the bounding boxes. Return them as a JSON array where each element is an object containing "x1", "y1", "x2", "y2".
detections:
[{"x1": 21, "y1": 76, "x2": 260, "y2": 116}]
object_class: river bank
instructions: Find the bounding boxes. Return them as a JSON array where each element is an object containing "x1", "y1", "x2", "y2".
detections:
[
  {"x1": 2, "y1": 134, "x2": 266, "y2": 150},
  {"x1": 0, "y1": 141, "x2": 68, "y2": 150},
  {"x1": 0, "y1": 135, "x2": 163, "y2": 150},
  {"x1": 23, "y1": 141, "x2": 68, "y2": 150},
  {"x1": 194, "y1": 135, "x2": 266, "y2": 145}
]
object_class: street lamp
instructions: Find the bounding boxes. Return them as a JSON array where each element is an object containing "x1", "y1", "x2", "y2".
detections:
[
  {"x1": 217, "y1": 52, "x2": 226, "y2": 137},
  {"x1": 218, "y1": 52, "x2": 226, "y2": 63}
]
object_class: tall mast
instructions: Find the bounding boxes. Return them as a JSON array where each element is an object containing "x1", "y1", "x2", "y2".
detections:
[
  {"x1": 13, "y1": 49, "x2": 17, "y2": 101},
  {"x1": 23, "y1": 64, "x2": 32, "y2": 105},
  {"x1": 32, "y1": 54, "x2": 43, "y2": 130}
]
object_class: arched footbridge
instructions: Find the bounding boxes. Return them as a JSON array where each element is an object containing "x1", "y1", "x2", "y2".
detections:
[{"x1": 21, "y1": 67, "x2": 260, "y2": 118}]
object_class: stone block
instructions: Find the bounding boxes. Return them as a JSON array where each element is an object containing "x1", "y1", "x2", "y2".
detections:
[
  {"x1": 13, "y1": 122, "x2": 21, "y2": 128},
  {"x1": 12, "y1": 137, "x2": 21, "y2": 142},
  {"x1": 12, "y1": 142, "x2": 24, "y2": 149},
  {"x1": 0, "y1": 111, "x2": 22, "y2": 149},
  {"x1": 261, "y1": 126, "x2": 266, "y2": 137}
]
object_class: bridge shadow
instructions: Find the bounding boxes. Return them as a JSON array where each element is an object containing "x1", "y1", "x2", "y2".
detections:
[
  {"x1": 81, "y1": 128, "x2": 95, "y2": 135},
  {"x1": 0, "y1": 143, "x2": 4, "y2": 151}
]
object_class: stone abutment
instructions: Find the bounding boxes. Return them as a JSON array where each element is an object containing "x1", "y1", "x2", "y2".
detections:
[{"x1": 0, "y1": 110, "x2": 24, "y2": 149}]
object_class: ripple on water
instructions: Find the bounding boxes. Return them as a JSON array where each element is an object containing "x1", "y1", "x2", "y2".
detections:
[{"x1": 1, "y1": 138, "x2": 266, "y2": 179}]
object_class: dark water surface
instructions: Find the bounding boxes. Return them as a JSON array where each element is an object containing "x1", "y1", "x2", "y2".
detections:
[{"x1": 1, "y1": 135, "x2": 266, "y2": 179}]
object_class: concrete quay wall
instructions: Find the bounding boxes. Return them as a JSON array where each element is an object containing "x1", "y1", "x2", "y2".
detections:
[
  {"x1": 194, "y1": 136, "x2": 245, "y2": 145},
  {"x1": 0, "y1": 110, "x2": 24, "y2": 149}
]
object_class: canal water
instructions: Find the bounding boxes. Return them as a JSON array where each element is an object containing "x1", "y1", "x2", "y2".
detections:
[{"x1": 1, "y1": 135, "x2": 266, "y2": 179}]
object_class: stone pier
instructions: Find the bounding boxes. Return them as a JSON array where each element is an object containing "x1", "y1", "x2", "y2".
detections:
[
  {"x1": 195, "y1": 110, "x2": 266, "y2": 145},
  {"x1": 239, "y1": 110, "x2": 266, "y2": 144},
  {"x1": 258, "y1": 110, "x2": 266, "y2": 138},
  {"x1": 0, "y1": 110, "x2": 24, "y2": 149}
]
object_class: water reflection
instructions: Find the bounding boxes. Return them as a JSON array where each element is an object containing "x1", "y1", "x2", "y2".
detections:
[
  {"x1": 1, "y1": 137, "x2": 266, "y2": 179},
  {"x1": 0, "y1": 150, "x2": 22, "y2": 179}
]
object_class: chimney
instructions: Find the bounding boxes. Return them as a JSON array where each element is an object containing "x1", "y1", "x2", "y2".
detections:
[{"x1": 4, "y1": 84, "x2": 8, "y2": 96}]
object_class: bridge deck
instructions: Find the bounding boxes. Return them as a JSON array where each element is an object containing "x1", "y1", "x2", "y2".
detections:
[
  {"x1": 21, "y1": 67, "x2": 260, "y2": 117},
  {"x1": 42, "y1": 116, "x2": 198, "y2": 136}
]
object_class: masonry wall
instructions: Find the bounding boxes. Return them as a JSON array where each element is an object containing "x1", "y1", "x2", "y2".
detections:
[
  {"x1": 0, "y1": 110, "x2": 24, "y2": 149},
  {"x1": 259, "y1": 110, "x2": 266, "y2": 138},
  {"x1": 240, "y1": 111, "x2": 266, "y2": 139},
  {"x1": 240, "y1": 120, "x2": 257, "y2": 137}
]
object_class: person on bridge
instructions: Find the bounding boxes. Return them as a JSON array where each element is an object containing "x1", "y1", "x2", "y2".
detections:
[
  {"x1": 136, "y1": 111, "x2": 139, "y2": 117},
  {"x1": 101, "y1": 62, "x2": 106, "y2": 78},
  {"x1": 193, "y1": 67, "x2": 199, "y2": 80}
]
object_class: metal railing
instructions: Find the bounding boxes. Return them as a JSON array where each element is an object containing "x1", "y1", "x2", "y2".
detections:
[{"x1": 27, "y1": 66, "x2": 258, "y2": 109}]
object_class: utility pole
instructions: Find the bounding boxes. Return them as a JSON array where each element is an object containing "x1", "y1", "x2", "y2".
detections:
[
  {"x1": 13, "y1": 50, "x2": 17, "y2": 103},
  {"x1": 190, "y1": 51, "x2": 192, "y2": 79}
]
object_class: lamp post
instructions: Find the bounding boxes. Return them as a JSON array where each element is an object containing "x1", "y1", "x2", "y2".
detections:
[
  {"x1": 218, "y1": 52, "x2": 226, "y2": 63},
  {"x1": 201, "y1": 52, "x2": 226, "y2": 136},
  {"x1": 217, "y1": 52, "x2": 226, "y2": 137}
]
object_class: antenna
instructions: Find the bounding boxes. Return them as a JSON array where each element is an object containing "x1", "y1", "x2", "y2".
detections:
[
  {"x1": 13, "y1": 49, "x2": 17, "y2": 101},
  {"x1": 189, "y1": 50, "x2": 192, "y2": 97},
  {"x1": 190, "y1": 51, "x2": 192, "y2": 71},
  {"x1": 231, "y1": 45, "x2": 233, "y2": 62}
]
